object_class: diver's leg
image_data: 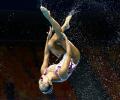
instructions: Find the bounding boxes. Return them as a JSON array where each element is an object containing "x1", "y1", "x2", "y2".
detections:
[
  {"x1": 61, "y1": 15, "x2": 72, "y2": 32},
  {"x1": 40, "y1": 6, "x2": 63, "y2": 38},
  {"x1": 55, "y1": 37, "x2": 72, "y2": 76},
  {"x1": 61, "y1": 10, "x2": 75, "y2": 32},
  {"x1": 40, "y1": 6, "x2": 79, "y2": 56}
]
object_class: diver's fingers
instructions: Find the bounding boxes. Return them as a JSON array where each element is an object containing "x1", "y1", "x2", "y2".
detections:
[{"x1": 49, "y1": 26, "x2": 52, "y2": 32}]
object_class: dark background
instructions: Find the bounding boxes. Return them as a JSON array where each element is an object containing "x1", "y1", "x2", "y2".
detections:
[
  {"x1": 0, "y1": 0, "x2": 120, "y2": 100},
  {"x1": 0, "y1": 0, "x2": 120, "y2": 46}
]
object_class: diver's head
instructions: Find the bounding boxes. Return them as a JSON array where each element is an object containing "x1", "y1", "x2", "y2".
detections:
[{"x1": 39, "y1": 75, "x2": 53, "y2": 94}]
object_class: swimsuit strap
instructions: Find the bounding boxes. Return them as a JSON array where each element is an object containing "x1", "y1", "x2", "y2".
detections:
[{"x1": 54, "y1": 65, "x2": 64, "y2": 81}]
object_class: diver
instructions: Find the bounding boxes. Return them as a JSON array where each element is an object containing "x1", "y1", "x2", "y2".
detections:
[{"x1": 39, "y1": 6, "x2": 80, "y2": 94}]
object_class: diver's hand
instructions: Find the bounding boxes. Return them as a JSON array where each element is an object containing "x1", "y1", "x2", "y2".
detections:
[
  {"x1": 46, "y1": 26, "x2": 52, "y2": 40},
  {"x1": 40, "y1": 6, "x2": 51, "y2": 19}
]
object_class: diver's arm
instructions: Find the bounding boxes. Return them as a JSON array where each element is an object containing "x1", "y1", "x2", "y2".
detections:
[
  {"x1": 64, "y1": 35, "x2": 72, "y2": 59},
  {"x1": 41, "y1": 43, "x2": 49, "y2": 75},
  {"x1": 40, "y1": 33, "x2": 50, "y2": 75}
]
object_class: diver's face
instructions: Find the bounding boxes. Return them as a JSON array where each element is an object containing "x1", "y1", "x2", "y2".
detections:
[
  {"x1": 39, "y1": 75, "x2": 50, "y2": 91},
  {"x1": 41, "y1": 75, "x2": 49, "y2": 84}
]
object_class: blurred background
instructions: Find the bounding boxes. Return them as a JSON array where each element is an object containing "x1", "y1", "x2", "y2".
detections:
[{"x1": 0, "y1": 0, "x2": 120, "y2": 100}]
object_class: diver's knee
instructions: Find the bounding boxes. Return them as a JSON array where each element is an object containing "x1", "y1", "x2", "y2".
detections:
[{"x1": 48, "y1": 40, "x2": 55, "y2": 48}]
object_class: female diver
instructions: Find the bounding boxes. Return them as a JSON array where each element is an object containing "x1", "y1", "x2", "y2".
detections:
[{"x1": 39, "y1": 6, "x2": 80, "y2": 94}]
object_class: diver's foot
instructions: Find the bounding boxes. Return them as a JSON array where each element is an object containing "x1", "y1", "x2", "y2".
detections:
[
  {"x1": 40, "y1": 6, "x2": 51, "y2": 19},
  {"x1": 62, "y1": 23, "x2": 70, "y2": 30},
  {"x1": 69, "y1": 9, "x2": 75, "y2": 16},
  {"x1": 64, "y1": 15, "x2": 72, "y2": 30}
]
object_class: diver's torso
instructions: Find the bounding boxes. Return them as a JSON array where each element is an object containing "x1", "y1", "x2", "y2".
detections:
[{"x1": 46, "y1": 54, "x2": 78, "y2": 83}]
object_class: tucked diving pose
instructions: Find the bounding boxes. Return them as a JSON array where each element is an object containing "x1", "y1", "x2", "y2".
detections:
[{"x1": 39, "y1": 6, "x2": 80, "y2": 94}]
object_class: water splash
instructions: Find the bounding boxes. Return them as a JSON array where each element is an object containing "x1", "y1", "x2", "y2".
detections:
[
  {"x1": 68, "y1": 9, "x2": 81, "y2": 16},
  {"x1": 38, "y1": 0, "x2": 46, "y2": 8},
  {"x1": 40, "y1": 0, "x2": 43, "y2": 6}
]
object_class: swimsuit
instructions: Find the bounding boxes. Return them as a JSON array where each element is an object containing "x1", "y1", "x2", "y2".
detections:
[{"x1": 43, "y1": 54, "x2": 79, "y2": 82}]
